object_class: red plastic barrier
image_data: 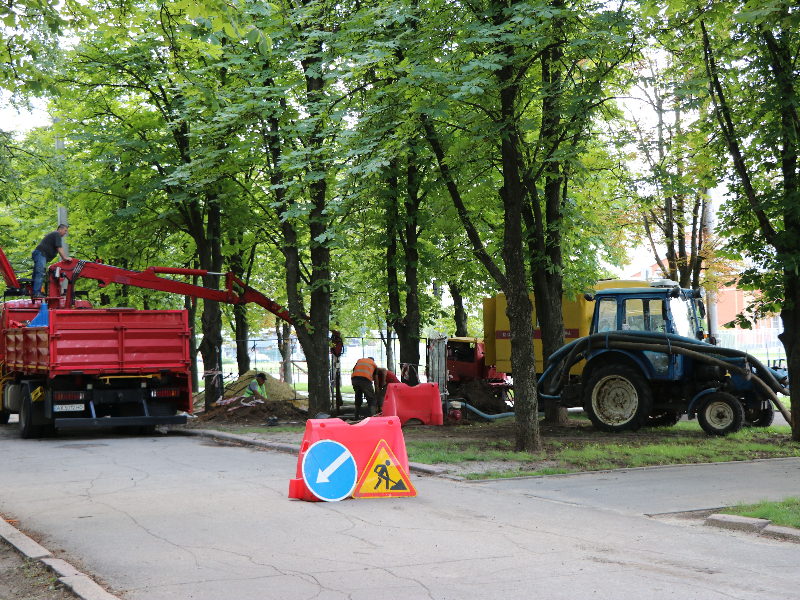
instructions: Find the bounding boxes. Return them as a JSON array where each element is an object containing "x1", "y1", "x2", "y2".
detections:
[
  {"x1": 288, "y1": 417, "x2": 409, "y2": 502},
  {"x1": 382, "y1": 383, "x2": 444, "y2": 426}
]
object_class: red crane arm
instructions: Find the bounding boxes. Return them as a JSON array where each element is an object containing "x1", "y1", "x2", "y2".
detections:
[{"x1": 49, "y1": 260, "x2": 300, "y2": 326}]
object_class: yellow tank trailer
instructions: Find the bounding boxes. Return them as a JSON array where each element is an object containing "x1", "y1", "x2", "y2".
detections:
[{"x1": 484, "y1": 280, "x2": 649, "y2": 375}]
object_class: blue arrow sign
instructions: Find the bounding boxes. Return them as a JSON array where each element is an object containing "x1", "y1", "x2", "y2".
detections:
[{"x1": 301, "y1": 440, "x2": 358, "y2": 502}]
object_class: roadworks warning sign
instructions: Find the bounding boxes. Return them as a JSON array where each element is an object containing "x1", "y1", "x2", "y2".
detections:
[{"x1": 353, "y1": 439, "x2": 417, "y2": 499}]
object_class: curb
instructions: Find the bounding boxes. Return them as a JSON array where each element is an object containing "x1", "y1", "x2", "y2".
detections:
[
  {"x1": 0, "y1": 517, "x2": 121, "y2": 600},
  {"x1": 704, "y1": 513, "x2": 771, "y2": 533},
  {"x1": 704, "y1": 514, "x2": 800, "y2": 543},
  {"x1": 172, "y1": 428, "x2": 446, "y2": 476}
]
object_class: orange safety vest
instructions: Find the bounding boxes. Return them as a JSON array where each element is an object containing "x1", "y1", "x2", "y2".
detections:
[{"x1": 352, "y1": 358, "x2": 377, "y2": 381}]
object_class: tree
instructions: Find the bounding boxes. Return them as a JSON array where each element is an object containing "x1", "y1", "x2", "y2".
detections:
[
  {"x1": 409, "y1": 0, "x2": 637, "y2": 449},
  {"x1": 671, "y1": 0, "x2": 800, "y2": 439}
]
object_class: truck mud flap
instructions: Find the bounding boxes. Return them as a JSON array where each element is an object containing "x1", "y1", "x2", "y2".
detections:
[{"x1": 53, "y1": 416, "x2": 187, "y2": 428}]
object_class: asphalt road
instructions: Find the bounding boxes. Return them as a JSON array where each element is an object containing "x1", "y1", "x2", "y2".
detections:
[{"x1": 1, "y1": 424, "x2": 799, "y2": 600}]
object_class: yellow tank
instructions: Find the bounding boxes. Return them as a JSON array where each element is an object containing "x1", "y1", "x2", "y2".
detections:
[{"x1": 486, "y1": 280, "x2": 648, "y2": 374}]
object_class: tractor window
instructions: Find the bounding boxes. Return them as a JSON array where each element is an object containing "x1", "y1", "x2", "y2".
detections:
[
  {"x1": 622, "y1": 298, "x2": 667, "y2": 332},
  {"x1": 596, "y1": 298, "x2": 618, "y2": 332},
  {"x1": 670, "y1": 297, "x2": 698, "y2": 338},
  {"x1": 623, "y1": 299, "x2": 645, "y2": 331}
]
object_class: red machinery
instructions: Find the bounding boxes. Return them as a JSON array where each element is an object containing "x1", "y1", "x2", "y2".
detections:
[
  {"x1": 446, "y1": 337, "x2": 511, "y2": 401},
  {"x1": 0, "y1": 246, "x2": 324, "y2": 438}
]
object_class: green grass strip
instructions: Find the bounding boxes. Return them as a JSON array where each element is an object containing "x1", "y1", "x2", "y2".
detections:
[{"x1": 721, "y1": 497, "x2": 800, "y2": 529}]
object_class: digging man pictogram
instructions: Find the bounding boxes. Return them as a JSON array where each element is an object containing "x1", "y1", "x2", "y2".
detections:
[{"x1": 373, "y1": 460, "x2": 407, "y2": 491}]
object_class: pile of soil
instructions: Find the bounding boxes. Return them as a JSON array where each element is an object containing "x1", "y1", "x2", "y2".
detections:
[
  {"x1": 452, "y1": 380, "x2": 510, "y2": 415},
  {"x1": 195, "y1": 398, "x2": 307, "y2": 425},
  {"x1": 194, "y1": 370, "x2": 305, "y2": 405}
]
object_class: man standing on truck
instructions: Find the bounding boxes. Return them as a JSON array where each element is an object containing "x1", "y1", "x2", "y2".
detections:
[
  {"x1": 31, "y1": 224, "x2": 71, "y2": 297},
  {"x1": 351, "y1": 357, "x2": 377, "y2": 419}
]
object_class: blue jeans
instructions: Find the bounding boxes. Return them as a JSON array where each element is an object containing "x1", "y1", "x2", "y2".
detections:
[{"x1": 31, "y1": 250, "x2": 47, "y2": 295}]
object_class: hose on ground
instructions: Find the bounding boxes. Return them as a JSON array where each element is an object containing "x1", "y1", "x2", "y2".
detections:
[{"x1": 460, "y1": 403, "x2": 515, "y2": 420}]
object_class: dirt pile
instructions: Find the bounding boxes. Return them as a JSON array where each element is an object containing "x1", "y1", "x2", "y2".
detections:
[
  {"x1": 191, "y1": 370, "x2": 308, "y2": 425},
  {"x1": 452, "y1": 380, "x2": 510, "y2": 415},
  {"x1": 194, "y1": 370, "x2": 305, "y2": 405},
  {"x1": 196, "y1": 397, "x2": 307, "y2": 425}
]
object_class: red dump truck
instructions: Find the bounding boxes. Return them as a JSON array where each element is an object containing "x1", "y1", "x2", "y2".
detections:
[{"x1": 0, "y1": 244, "x2": 309, "y2": 438}]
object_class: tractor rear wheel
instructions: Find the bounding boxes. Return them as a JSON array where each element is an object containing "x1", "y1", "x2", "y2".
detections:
[
  {"x1": 583, "y1": 365, "x2": 652, "y2": 432},
  {"x1": 745, "y1": 402, "x2": 775, "y2": 428}
]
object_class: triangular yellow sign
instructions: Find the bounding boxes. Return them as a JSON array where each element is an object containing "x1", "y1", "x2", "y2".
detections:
[{"x1": 353, "y1": 439, "x2": 417, "y2": 499}]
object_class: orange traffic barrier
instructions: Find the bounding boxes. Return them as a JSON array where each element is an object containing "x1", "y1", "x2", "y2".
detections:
[
  {"x1": 288, "y1": 417, "x2": 411, "y2": 502},
  {"x1": 382, "y1": 383, "x2": 444, "y2": 426}
]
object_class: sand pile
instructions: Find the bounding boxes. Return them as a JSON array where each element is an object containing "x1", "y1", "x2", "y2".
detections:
[
  {"x1": 194, "y1": 370, "x2": 305, "y2": 405},
  {"x1": 192, "y1": 370, "x2": 309, "y2": 425}
]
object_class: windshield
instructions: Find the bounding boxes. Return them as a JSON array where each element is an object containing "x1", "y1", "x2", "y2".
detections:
[{"x1": 670, "y1": 297, "x2": 698, "y2": 338}]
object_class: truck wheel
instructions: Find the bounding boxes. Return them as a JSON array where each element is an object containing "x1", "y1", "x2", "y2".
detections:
[
  {"x1": 584, "y1": 366, "x2": 652, "y2": 432},
  {"x1": 745, "y1": 402, "x2": 775, "y2": 428},
  {"x1": 646, "y1": 411, "x2": 682, "y2": 427},
  {"x1": 698, "y1": 393, "x2": 744, "y2": 436},
  {"x1": 19, "y1": 388, "x2": 42, "y2": 440},
  {"x1": 0, "y1": 411, "x2": 9, "y2": 425}
]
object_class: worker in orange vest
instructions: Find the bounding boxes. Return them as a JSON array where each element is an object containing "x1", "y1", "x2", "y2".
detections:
[{"x1": 351, "y1": 356, "x2": 378, "y2": 419}]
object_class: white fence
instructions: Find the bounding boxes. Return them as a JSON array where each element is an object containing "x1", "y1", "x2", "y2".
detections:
[
  {"x1": 197, "y1": 337, "x2": 429, "y2": 390},
  {"x1": 716, "y1": 328, "x2": 786, "y2": 367}
]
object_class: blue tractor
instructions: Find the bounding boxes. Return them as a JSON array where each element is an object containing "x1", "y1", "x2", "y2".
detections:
[{"x1": 538, "y1": 282, "x2": 790, "y2": 435}]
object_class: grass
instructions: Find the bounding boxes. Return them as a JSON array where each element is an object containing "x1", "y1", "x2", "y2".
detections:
[
  {"x1": 721, "y1": 497, "x2": 800, "y2": 529},
  {"x1": 406, "y1": 440, "x2": 543, "y2": 464},
  {"x1": 405, "y1": 420, "x2": 800, "y2": 480},
  {"x1": 554, "y1": 424, "x2": 799, "y2": 471}
]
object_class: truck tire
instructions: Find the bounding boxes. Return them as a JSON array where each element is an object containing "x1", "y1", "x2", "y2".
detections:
[
  {"x1": 19, "y1": 387, "x2": 43, "y2": 440},
  {"x1": 646, "y1": 410, "x2": 682, "y2": 427},
  {"x1": 697, "y1": 392, "x2": 744, "y2": 436},
  {"x1": 745, "y1": 402, "x2": 775, "y2": 428},
  {"x1": 0, "y1": 411, "x2": 9, "y2": 425},
  {"x1": 584, "y1": 365, "x2": 652, "y2": 432}
]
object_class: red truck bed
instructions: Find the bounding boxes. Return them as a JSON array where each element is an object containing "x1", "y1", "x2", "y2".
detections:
[{"x1": 3, "y1": 305, "x2": 190, "y2": 376}]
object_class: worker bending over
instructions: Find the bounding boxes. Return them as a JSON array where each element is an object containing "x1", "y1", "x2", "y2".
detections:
[
  {"x1": 31, "y1": 224, "x2": 71, "y2": 297},
  {"x1": 351, "y1": 357, "x2": 377, "y2": 419},
  {"x1": 374, "y1": 367, "x2": 400, "y2": 413}
]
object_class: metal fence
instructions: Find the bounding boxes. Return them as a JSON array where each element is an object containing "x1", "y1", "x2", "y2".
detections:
[
  {"x1": 198, "y1": 337, "x2": 429, "y2": 390},
  {"x1": 716, "y1": 328, "x2": 787, "y2": 367}
]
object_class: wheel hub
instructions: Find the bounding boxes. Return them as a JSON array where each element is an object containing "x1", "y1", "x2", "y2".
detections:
[
  {"x1": 705, "y1": 401, "x2": 734, "y2": 428},
  {"x1": 592, "y1": 375, "x2": 638, "y2": 425}
]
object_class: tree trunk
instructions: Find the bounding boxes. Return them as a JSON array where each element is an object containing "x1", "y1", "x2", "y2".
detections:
[
  {"x1": 278, "y1": 321, "x2": 293, "y2": 384},
  {"x1": 449, "y1": 281, "x2": 469, "y2": 337},
  {"x1": 526, "y1": 40, "x2": 568, "y2": 424},
  {"x1": 498, "y1": 46, "x2": 541, "y2": 452},
  {"x1": 386, "y1": 155, "x2": 423, "y2": 386},
  {"x1": 196, "y1": 198, "x2": 224, "y2": 412},
  {"x1": 229, "y1": 236, "x2": 250, "y2": 376},
  {"x1": 185, "y1": 292, "x2": 199, "y2": 393},
  {"x1": 779, "y1": 281, "x2": 800, "y2": 441},
  {"x1": 380, "y1": 326, "x2": 395, "y2": 373}
]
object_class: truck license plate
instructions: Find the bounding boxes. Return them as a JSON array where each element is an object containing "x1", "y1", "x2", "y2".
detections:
[{"x1": 54, "y1": 404, "x2": 84, "y2": 412}]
